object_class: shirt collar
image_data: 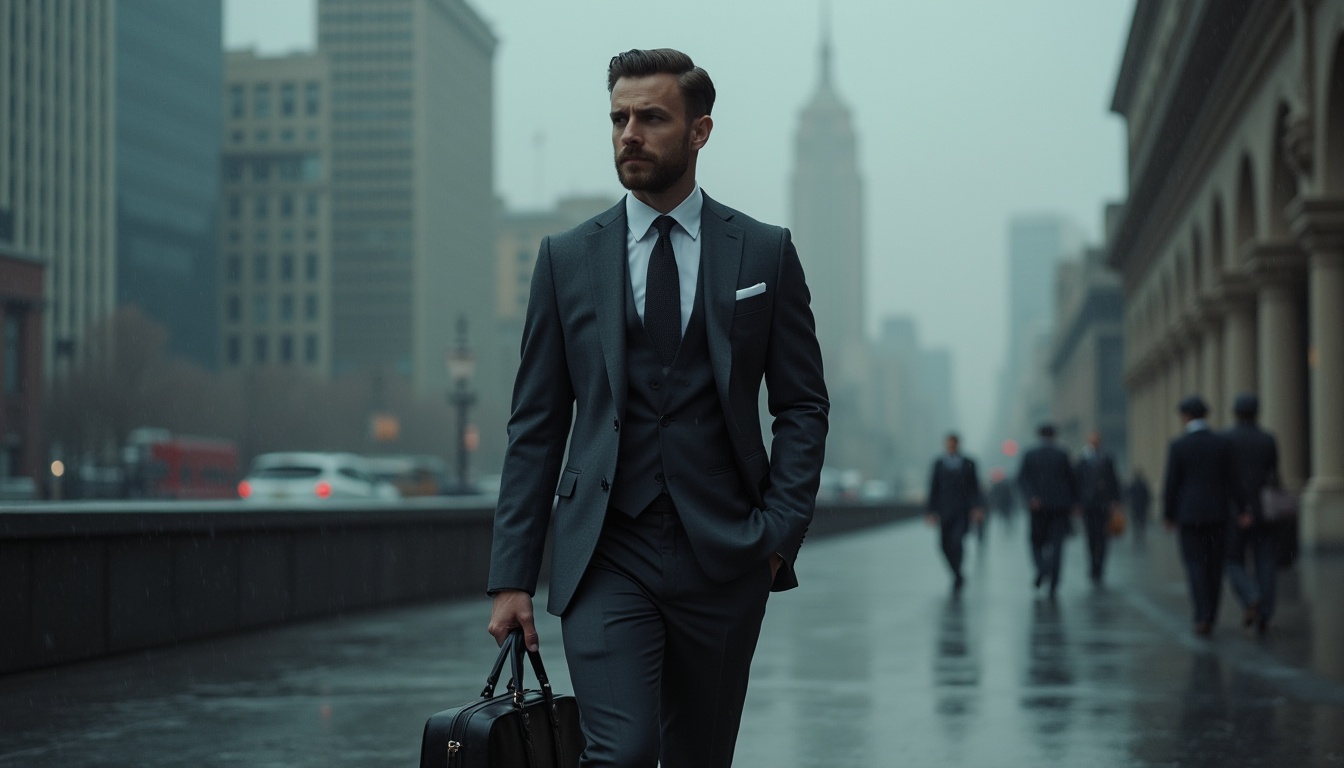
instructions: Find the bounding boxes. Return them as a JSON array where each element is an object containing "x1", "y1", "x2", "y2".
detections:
[
  {"x1": 1186, "y1": 419, "x2": 1209, "y2": 433},
  {"x1": 626, "y1": 184, "x2": 703, "y2": 243}
]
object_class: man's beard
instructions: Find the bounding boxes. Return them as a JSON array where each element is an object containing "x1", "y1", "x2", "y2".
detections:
[{"x1": 615, "y1": 132, "x2": 691, "y2": 193}]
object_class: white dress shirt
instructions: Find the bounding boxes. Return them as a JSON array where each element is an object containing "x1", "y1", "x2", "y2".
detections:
[{"x1": 625, "y1": 185, "x2": 702, "y2": 335}]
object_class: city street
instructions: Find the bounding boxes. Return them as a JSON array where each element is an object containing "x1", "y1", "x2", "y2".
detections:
[{"x1": 2, "y1": 515, "x2": 1342, "y2": 767}]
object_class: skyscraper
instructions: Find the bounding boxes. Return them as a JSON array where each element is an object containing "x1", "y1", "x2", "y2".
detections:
[
  {"x1": 0, "y1": 1, "x2": 117, "y2": 377},
  {"x1": 790, "y1": 21, "x2": 865, "y2": 373},
  {"x1": 219, "y1": 51, "x2": 333, "y2": 373},
  {"x1": 790, "y1": 18, "x2": 871, "y2": 473},
  {"x1": 114, "y1": 0, "x2": 223, "y2": 366},
  {"x1": 317, "y1": 0, "x2": 497, "y2": 394}
]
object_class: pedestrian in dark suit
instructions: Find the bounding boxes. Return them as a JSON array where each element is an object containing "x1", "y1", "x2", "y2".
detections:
[
  {"x1": 1222, "y1": 393, "x2": 1281, "y2": 633},
  {"x1": 1127, "y1": 470, "x2": 1152, "y2": 540},
  {"x1": 1162, "y1": 395, "x2": 1244, "y2": 637},
  {"x1": 926, "y1": 433, "x2": 985, "y2": 593},
  {"x1": 1017, "y1": 423, "x2": 1078, "y2": 599},
  {"x1": 486, "y1": 49, "x2": 828, "y2": 768},
  {"x1": 1074, "y1": 430, "x2": 1122, "y2": 583}
]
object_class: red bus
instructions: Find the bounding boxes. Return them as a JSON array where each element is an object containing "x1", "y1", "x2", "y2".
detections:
[{"x1": 126, "y1": 429, "x2": 240, "y2": 500}]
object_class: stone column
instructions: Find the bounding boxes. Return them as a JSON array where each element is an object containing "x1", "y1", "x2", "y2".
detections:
[
  {"x1": 1251, "y1": 242, "x2": 1309, "y2": 492},
  {"x1": 1290, "y1": 198, "x2": 1344, "y2": 548},
  {"x1": 1221, "y1": 276, "x2": 1257, "y2": 409}
]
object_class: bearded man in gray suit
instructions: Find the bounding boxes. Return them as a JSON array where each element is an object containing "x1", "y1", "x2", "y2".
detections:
[{"x1": 485, "y1": 49, "x2": 829, "y2": 768}]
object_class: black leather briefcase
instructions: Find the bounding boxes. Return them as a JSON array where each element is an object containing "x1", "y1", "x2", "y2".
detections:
[{"x1": 419, "y1": 630, "x2": 584, "y2": 768}]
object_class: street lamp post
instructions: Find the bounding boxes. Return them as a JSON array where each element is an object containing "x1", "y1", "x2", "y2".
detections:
[{"x1": 446, "y1": 315, "x2": 477, "y2": 495}]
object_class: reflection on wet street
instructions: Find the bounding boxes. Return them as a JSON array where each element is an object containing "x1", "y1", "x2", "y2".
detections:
[{"x1": 2, "y1": 517, "x2": 1343, "y2": 766}]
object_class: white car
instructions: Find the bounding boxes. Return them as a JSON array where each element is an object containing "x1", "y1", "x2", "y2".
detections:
[{"x1": 239, "y1": 452, "x2": 400, "y2": 502}]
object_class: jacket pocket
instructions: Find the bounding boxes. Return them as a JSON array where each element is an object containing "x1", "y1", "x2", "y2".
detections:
[
  {"x1": 556, "y1": 467, "x2": 580, "y2": 498},
  {"x1": 733, "y1": 291, "x2": 769, "y2": 317}
]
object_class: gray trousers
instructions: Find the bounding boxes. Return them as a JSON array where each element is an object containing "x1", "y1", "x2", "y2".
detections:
[{"x1": 561, "y1": 497, "x2": 772, "y2": 768}]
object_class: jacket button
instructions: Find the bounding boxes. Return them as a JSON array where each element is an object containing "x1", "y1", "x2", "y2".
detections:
[
  {"x1": 650, "y1": 380, "x2": 661, "y2": 390},
  {"x1": 613, "y1": 419, "x2": 619, "y2": 431},
  {"x1": 660, "y1": 416, "x2": 671, "y2": 427},
  {"x1": 601, "y1": 478, "x2": 610, "y2": 492},
  {"x1": 655, "y1": 473, "x2": 664, "y2": 483}
]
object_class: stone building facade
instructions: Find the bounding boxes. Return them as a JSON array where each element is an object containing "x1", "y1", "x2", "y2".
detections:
[{"x1": 1110, "y1": 0, "x2": 1344, "y2": 548}]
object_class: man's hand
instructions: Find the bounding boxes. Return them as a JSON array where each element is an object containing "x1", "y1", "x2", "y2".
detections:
[
  {"x1": 769, "y1": 553, "x2": 782, "y2": 582},
  {"x1": 1163, "y1": 519, "x2": 1176, "y2": 533},
  {"x1": 488, "y1": 589, "x2": 538, "y2": 652},
  {"x1": 1238, "y1": 512, "x2": 1253, "y2": 529},
  {"x1": 925, "y1": 512, "x2": 939, "y2": 527},
  {"x1": 1029, "y1": 497, "x2": 1042, "y2": 512},
  {"x1": 971, "y1": 507, "x2": 985, "y2": 524}
]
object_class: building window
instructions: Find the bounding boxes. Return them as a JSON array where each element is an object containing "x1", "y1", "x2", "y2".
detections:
[
  {"x1": 305, "y1": 252, "x2": 319, "y2": 281},
  {"x1": 230, "y1": 129, "x2": 245, "y2": 144},
  {"x1": 281, "y1": 128, "x2": 295, "y2": 143},
  {"x1": 305, "y1": 193, "x2": 319, "y2": 217},
  {"x1": 305, "y1": 228, "x2": 318, "y2": 242},
  {"x1": 253, "y1": 254, "x2": 269, "y2": 282},
  {"x1": 227, "y1": 195, "x2": 241, "y2": 219},
  {"x1": 280, "y1": 335, "x2": 294, "y2": 363},
  {"x1": 226, "y1": 295, "x2": 241, "y2": 322},
  {"x1": 254, "y1": 229, "x2": 269, "y2": 244},
  {"x1": 224, "y1": 158, "x2": 244, "y2": 182},
  {"x1": 254, "y1": 195, "x2": 269, "y2": 219},
  {"x1": 280, "y1": 294, "x2": 295, "y2": 322},
  {"x1": 253, "y1": 158, "x2": 270, "y2": 181},
  {"x1": 229, "y1": 84, "x2": 245, "y2": 117},
  {"x1": 227, "y1": 255, "x2": 242, "y2": 282},
  {"x1": 226, "y1": 335, "x2": 241, "y2": 365},
  {"x1": 254, "y1": 83, "x2": 272, "y2": 118},
  {"x1": 304, "y1": 82, "x2": 320, "y2": 116},
  {"x1": 253, "y1": 335, "x2": 268, "y2": 363},
  {"x1": 305, "y1": 127, "x2": 320, "y2": 141},
  {"x1": 304, "y1": 294, "x2": 318, "y2": 320},
  {"x1": 304, "y1": 334, "x2": 319, "y2": 363},
  {"x1": 280, "y1": 253, "x2": 295, "y2": 281},
  {"x1": 3, "y1": 311, "x2": 22, "y2": 396},
  {"x1": 281, "y1": 229, "x2": 296, "y2": 244},
  {"x1": 254, "y1": 129, "x2": 269, "y2": 144},
  {"x1": 301, "y1": 154, "x2": 323, "y2": 181},
  {"x1": 280, "y1": 82, "x2": 297, "y2": 117},
  {"x1": 280, "y1": 194, "x2": 294, "y2": 219},
  {"x1": 253, "y1": 295, "x2": 269, "y2": 324},
  {"x1": 227, "y1": 229, "x2": 241, "y2": 244}
]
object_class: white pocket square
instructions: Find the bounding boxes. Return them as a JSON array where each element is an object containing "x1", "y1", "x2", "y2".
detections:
[{"x1": 735, "y1": 282, "x2": 767, "y2": 300}]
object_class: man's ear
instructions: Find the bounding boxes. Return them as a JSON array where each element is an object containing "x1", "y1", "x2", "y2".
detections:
[{"x1": 690, "y1": 115, "x2": 713, "y2": 151}]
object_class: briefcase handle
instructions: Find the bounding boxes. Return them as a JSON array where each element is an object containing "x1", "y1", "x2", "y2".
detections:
[{"x1": 480, "y1": 630, "x2": 571, "y2": 765}]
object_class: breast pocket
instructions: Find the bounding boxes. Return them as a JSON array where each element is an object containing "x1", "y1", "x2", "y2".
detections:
[
  {"x1": 556, "y1": 467, "x2": 580, "y2": 498},
  {"x1": 732, "y1": 291, "x2": 769, "y2": 317}
]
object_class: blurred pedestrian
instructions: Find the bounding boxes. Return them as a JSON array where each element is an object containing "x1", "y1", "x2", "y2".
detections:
[
  {"x1": 1126, "y1": 469, "x2": 1152, "y2": 541},
  {"x1": 1162, "y1": 395, "x2": 1244, "y2": 637},
  {"x1": 1223, "y1": 393, "x2": 1281, "y2": 634},
  {"x1": 926, "y1": 433, "x2": 985, "y2": 593},
  {"x1": 1017, "y1": 423, "x2": 1078, "y2": 599},
  {"x1": 1074, "y1": 430, "x2": 1122, "y2": 584}
]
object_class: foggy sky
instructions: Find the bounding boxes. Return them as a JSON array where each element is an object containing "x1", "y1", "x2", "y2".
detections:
[{"x1": 225, "y1": 0, "x2": 1134, "y2": 453}]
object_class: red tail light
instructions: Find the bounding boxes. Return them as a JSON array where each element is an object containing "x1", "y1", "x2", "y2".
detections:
[
  {"x1": 238, "y1": 481, "x2": 252, "y2": 499},
  {"x1": 314, "y1": 481, "x2": 332, "y2": 499}
]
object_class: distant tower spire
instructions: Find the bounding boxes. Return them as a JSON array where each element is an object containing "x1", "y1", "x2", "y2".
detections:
[{"x1": 819, "y1": 1, "x2": 833, "y2": 86}]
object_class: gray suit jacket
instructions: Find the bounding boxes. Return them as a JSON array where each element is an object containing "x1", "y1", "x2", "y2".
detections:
[{"x1": 487, "y1": 194, "x2": 830, "y2": 616}]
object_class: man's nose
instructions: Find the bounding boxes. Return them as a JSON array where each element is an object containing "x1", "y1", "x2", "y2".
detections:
[{"x1": 620, "y1": 122, "x2": 642, "y2": 145}]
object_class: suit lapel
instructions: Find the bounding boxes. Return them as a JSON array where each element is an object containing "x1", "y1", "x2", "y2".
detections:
[
  {"x1": 586, "y1": 204, "x2": 629, "y2": 417},
  {"x1": 700, "y1": 194, "x2": 743, "y2": 417}
]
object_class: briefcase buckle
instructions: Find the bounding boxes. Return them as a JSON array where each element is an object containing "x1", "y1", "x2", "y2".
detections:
[{"x1": 447, "y1": 740, "x2": 461, "y2": 756}]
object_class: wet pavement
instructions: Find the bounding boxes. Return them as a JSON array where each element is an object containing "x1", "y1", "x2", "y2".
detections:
[{"x1": 2, "y1": 515, "x2": 1343, "y2": 767}]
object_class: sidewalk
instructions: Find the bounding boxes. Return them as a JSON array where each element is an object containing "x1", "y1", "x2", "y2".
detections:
[{"x1": 1, "y1": 515, "x2": 1342, "y2": 766}]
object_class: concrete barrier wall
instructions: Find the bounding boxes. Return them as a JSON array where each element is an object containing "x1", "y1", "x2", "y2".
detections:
[{"x1": 0, "y1": 499, "x2": 919, "y2": 675}]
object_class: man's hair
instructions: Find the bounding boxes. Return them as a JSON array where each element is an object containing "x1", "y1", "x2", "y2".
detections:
[
  {"x1": 607, "y1": 48, "x2": 716, "y2": 120},
  {"x1": 946, "y1": 432, "x2": 960, "y2": 443}
]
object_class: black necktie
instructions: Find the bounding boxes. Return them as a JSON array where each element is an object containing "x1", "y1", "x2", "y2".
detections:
[{"x1": 645, "y1": 215, "x2": 681, "y2": 367}]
